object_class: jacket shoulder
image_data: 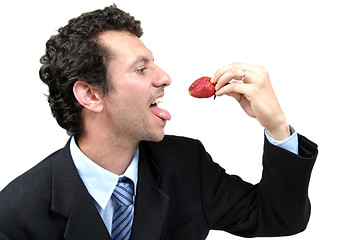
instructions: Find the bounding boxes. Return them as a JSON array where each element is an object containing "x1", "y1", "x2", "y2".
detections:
[
  {"x1": 0, "y1": 144, "x2": 70, "y2": 240},
  {"x1": 142, "y1": 135, "x2": 202, "y2": 157},
  {"x1": 0, "y1": 147, "x2": 65, "y2": 218},
  {"x1": 147, "y1": 135, "x2": 200, "y2": 147},
  {"x1": 141, "y1": 135, "x2": 205, "y2": 169},
  {"x1": 1, "y1": 148, "x2": 61, "y2": 192}
]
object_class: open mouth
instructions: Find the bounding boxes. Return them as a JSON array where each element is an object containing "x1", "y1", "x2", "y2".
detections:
[
  {"x1": 149, "y1": 97, "x2": 171, "y2": 121},
  {"x1": 151, "y1": 97, "x2": 164, "y2": 105}
]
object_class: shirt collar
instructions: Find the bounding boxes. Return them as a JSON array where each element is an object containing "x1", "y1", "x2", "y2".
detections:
[{"x1": 69, "y1": 136, "x2": 139, "y2": 209}]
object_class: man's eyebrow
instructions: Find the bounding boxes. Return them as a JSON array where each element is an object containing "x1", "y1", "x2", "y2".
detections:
[{"x1": 130, "y1": 56, "x2": 152, "y2": 67}]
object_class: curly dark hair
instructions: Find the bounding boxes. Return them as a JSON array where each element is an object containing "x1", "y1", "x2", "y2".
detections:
[{"x1": 39, "y1": 4, "x2": 143, "y2": 136}]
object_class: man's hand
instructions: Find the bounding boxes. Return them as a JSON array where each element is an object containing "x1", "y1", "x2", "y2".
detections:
[{"x1": 211, "y1": 62, "x2": 290, "y2": 141}]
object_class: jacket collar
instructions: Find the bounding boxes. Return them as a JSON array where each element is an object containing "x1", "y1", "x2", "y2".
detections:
[{"x1": 50, "y1": 139, "x2": 111, "y2": 240}]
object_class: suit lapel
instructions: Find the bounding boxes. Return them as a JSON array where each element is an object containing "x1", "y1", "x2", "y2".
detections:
[
  {"x1": 62, "y1": 185, "x2": 111, "y2": 240},
  {"x1": 50, "y1": 139, "x2": 111, "y2": 240},
  {"x1": 131, "y1": 142, "x2": 170, "y2": 240}
]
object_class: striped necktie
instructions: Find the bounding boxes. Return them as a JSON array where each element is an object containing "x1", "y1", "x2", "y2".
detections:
[{"x1": 111, "y1": 177, "x2": 134, "y2": 240}]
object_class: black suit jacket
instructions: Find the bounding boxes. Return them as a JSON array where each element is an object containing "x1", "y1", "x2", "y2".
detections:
[{"x1": 0, "y1": 135, "x2": 317, "y2": 239}]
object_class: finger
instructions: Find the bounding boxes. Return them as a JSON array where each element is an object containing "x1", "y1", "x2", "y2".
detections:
[
  {"x1": 211, "y1": 62, "x2": 261, "y2": 83},
  {"x1": 215, "y1": 81, "x2": 254, "y2": 97},
  {"x1": 211, "y1": 62, "x2": 240, "y2": 85},
  {"x1": 214, "y1": 68, "x2": 251, "y2": 91}
]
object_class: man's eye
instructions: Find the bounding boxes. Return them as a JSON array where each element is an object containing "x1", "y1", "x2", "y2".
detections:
[{"x1": 136, "y1": 68, "x2": 146, "y2": 74}]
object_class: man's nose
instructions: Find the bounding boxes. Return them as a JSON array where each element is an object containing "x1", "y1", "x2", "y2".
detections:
[{"x1": 154, "y1": 66, "x2": 171, "y2": 87}]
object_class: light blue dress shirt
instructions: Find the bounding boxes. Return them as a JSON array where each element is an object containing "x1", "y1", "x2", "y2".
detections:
[
  {"x1": 70, "y1": 137, "x2": 139, "y2": 234},
  {"x1": 70, "y1": 127, "x2": 298, "y2": 234}
]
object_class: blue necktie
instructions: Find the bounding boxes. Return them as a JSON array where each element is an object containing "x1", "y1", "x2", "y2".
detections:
[{"x1": 111, "y1": 177, "x2": 134, "y2": 240}]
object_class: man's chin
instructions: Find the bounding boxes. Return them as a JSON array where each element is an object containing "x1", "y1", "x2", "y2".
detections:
[
  {"x1": 142, "y1": 130, "x2": 165, "y2": 143},
  {"x1": 152, "y1": 133, "x2": 165, "y2": 142}
]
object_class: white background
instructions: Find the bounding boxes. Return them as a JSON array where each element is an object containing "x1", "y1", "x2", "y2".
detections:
[{"x1": 1, "y1": 0, "x2": 359, "y2": 239}]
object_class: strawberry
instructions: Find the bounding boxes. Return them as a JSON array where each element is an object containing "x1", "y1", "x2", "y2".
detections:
[{"x1": 188, "y1": 76, "x2": 215, "y2": 99}]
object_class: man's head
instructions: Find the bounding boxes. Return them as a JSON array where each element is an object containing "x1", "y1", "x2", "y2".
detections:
[
  {"x1": 39, "y1": 5, "x2": 144, "y2": 136},
  {"x1": 40, "y1": 5, "x2": 172, "y2": 143}
]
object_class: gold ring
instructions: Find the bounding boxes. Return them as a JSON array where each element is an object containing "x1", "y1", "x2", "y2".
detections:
[{"x1": 240, "y1": 69, "x2": 246, "y2": 81}]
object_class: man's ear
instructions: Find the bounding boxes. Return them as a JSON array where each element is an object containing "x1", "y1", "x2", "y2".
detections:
[{"x1": 73, "y1": 81, "x2": 104, "y2": 113}]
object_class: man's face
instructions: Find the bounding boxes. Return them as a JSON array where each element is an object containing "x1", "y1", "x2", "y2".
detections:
[{"x1": 99, "y1": 31, "x2": 172, "y2": 143}]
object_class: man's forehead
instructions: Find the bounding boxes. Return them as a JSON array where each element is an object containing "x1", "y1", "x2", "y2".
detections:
[{"x1": 98, "y1": 30, "x2": 153, "y2": 61}]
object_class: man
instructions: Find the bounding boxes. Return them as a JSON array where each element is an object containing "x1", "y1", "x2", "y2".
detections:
[{"x1": 0, "y1": 5, "x2": 317, "y2": 240}]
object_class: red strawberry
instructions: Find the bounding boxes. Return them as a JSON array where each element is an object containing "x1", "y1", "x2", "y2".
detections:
[{"x1": 188, "y1": 76, "x2": 215, "y2": 98}]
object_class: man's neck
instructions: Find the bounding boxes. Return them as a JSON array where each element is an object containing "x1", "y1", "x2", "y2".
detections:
[{"x1": 76, "y1": 133, "x2": 139, "y2": 176}]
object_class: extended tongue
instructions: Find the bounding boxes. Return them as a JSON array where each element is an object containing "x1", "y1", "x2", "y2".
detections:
[{"x1": 150, "y1": 106, "x2": 171, "y2": 121}]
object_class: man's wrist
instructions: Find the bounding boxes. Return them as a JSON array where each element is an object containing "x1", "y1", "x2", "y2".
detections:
[
  {"x1": 265, "y1": 120, "x2": 290, "y2": 141},
  {"x1": 265, "y1": 125, "x2": 299, "y2": 155}
]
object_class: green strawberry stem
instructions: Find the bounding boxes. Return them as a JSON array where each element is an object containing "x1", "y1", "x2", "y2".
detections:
[
  {"x1": 212, "y1": 82, "x2": 231, "y2": 100},
  {"x1": 212, "y1": 80, "x2": 216, "y2": 100}
]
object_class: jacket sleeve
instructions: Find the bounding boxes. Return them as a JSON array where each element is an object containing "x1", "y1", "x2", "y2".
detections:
[{"x1": 199, "y1": 134, "x2": 318, "y2": 237}]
